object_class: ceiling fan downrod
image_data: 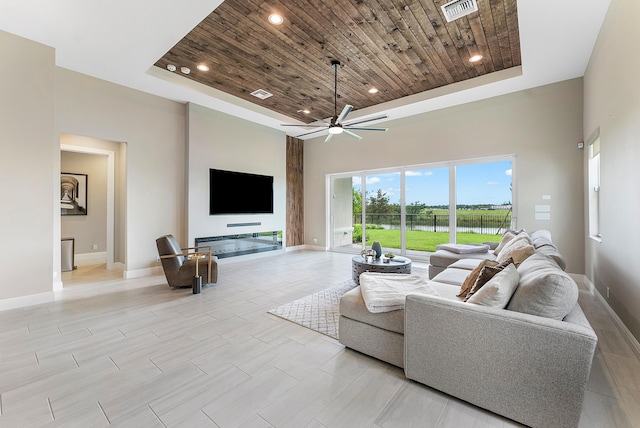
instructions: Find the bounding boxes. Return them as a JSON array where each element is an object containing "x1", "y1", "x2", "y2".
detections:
[{"x1": 331, "y1": 60, "x2": 340, "y2": 122}]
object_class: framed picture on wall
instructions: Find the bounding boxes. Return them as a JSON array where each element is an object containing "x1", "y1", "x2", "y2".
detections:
[{"x1": 61, "y1": 172, "x2": 88, "y2": 216}]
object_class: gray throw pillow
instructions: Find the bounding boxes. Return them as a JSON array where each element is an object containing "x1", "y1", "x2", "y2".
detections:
[{"x1": 506, "y1": 266, "x2": 578, "y2": 320}]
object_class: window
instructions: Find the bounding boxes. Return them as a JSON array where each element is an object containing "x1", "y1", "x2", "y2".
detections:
[
  {"x1": 329, "y1": 156, "x2": 515, "y2": 259},
  {"x1": 588, "y1": 133, "x2": 601, "y2": 240}
]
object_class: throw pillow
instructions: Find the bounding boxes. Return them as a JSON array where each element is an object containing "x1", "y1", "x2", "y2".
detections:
[
  {"x1": 507, "y1": 266, "x2": 579, "y2": 320},
  {"x1": 464, "y1": 258, "x2": 514, "y2": 301},
  {"x1": 496, "y1": 236, "x2": 535, "y2": 266},
  {"x1": 467, "y1": 264, "x2": 519, "y2": 308},
  {"x1": 457, "y1": 259, "x2": 498, "y2": 298},
  {"x1": 493, "y1": 231, "x2": 516, "y2": 255}
]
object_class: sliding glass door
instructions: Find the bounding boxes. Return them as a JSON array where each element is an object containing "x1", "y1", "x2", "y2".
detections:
[
  {"x1": 455, "y1": 160, "x2": 513, "y2": 244},
  {"x1": 404, "y1": 167, "x2": 450, "y2": 257},
  {"x1": 363, "y1": 172, "x2": 401, "y2": 256},
  {"x1": 330, "y1": 175, "x2": 360, "y2": 252},
  {"x1": 329, "y1": 156, "x2": 515, "y2": 259}
]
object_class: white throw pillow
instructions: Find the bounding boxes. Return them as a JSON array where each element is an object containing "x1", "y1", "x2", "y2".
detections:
[
  {"x1": 493, "y1": 231, "x2": 516, "y2": 255},
  {"x1": 467, "y1": 264, "x2": 519, "y2": 308}
]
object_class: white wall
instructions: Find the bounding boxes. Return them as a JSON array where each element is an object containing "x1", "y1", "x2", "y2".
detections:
[
  {"x1": 55, "y1": 68, "x2": 187, "y2": 275},
  {"x1": 186, "y1": 103, "x2": 286, "y2": 244},
  {"x1": 304, "y1": 79, "x2": 585, "y2": 273},
  {"x1": 583, "y1": 0, "x2": 640, "y2": 341},
  {"x1": 0, "y1": 31, "x2": 56, "y2": 302}
]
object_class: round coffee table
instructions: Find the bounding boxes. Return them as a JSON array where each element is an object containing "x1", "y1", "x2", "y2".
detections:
[{"x1": 351, "y1": 255, "x2": 412, "y2": 285}]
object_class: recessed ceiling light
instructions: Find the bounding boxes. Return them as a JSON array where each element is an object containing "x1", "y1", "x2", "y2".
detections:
[
  {"x1": 180, "y1": 67, "x2": 191, "y2": 74},
  {"x1": 167, "y1": 64, "x2": 176, "y2": 72},
  {"x1": 268, "y1": 13, "x2": 284, "y2": 25},
  {"x1": 368, "y1": 87, "x2": 379, "y2": 94},
  {"x1": 197, "y1": 64, "x2": 210, "y2": 72},
  {"x1": 297, "y1": 109, "x2": 311, "y2": 114},
  {"x1": 469, "y1": 54, "x2": 483, "y2": 63}
]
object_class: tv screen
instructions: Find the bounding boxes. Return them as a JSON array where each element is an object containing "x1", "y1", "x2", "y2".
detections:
[{"x1": 209, "y1": 169, "x2": 274, "y2": 215}]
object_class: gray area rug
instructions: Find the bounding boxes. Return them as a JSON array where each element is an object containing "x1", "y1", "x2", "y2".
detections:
[{"x1": 268, "y1": 280, "x2": 357, "y2": 339}]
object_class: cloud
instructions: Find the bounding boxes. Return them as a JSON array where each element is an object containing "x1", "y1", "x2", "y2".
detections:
[
  {"x1": 486, "y1": 181, "x2": 499, "y2": 185},
  {"x1": 505, "y1": 169, "x2": 512, "y2": 176},
  {"x1": 406, "y1": 170, "x2": 434, "y2": 176},
  {"x1": 366, "y1": 177, "x2": 381, "y2": 185},
  {"x1": 352, "y1": 176, "x2": 361, "y2": 185}
]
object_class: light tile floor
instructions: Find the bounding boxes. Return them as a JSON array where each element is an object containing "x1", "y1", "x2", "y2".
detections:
[{"x1": 0, "y1": 251, "x2": 638, "y2": 427}]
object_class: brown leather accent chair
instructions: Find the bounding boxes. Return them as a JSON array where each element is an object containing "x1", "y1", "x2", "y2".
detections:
[{"x1": 156, "y1": 234, "x2": 218, "y2": 287}]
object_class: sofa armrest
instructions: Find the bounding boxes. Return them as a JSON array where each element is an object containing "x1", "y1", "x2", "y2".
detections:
[{"x1": 404, "y1": 294, "x2": 597, "y2": 428}]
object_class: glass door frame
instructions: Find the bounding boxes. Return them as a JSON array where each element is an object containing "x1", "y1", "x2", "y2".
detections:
[{"x1": 327, "y1": 154, "x2": 517, "y2": 257}]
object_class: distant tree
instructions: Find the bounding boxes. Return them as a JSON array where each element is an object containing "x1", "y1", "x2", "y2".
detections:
[
  {"x1": 352, "y1": 187, "x2": 362, "y2": 213},
  {"x1": 367, "y1": 189, "x2": 396, "y2": 213},
  {"x1": 406, "y1": 201, "x2": 427, "y2": 214}
]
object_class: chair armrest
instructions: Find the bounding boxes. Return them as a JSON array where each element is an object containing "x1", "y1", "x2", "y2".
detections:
[{"x1": 404, "y1": 294, "x2": 597, "y2": 428}]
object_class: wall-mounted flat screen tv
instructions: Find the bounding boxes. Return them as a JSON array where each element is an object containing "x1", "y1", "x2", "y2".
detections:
[{"x1": 209, "y1": 168, "x2": 274, "y2": 215}]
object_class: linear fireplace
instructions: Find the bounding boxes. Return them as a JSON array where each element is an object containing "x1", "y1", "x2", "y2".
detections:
[{"x1": 195, "y1": 231, "x2": 282, "y2": 259}]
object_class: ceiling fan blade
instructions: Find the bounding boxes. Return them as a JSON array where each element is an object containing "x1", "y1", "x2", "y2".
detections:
[
  {"x1": 343, "y1": 114, "x2": 388, "y2": 127},
  {"x1": 296, "y1": 127, "x2": 329, "y2": 138},
  {"x1": 343, "y1": 129, "x2": 363, "y2": 140},
  {"x1": 306, "y1": 114, "x2": 331, "y2": 125},
  {"x1": 343, "y1": 126, "x2": 388, "y2": 131},
  {"x1": 281, "y1": 124, "x2": 326, "y2": 127},
  {"x1": 335, "y1": 104, "x2": 353, "y2": 124},
  {"x1": 324, "y1": 133, "x2": 335, "y2": 143}
]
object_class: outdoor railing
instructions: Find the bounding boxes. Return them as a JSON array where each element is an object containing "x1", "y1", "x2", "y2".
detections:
[{"x1": 353, "y1": 212, "x2": 511, "y2": 235}]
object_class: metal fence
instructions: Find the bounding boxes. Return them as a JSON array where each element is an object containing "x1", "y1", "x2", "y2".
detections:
[{"x1": 353, "y1": 212, "x2": 511, "y2": 235}]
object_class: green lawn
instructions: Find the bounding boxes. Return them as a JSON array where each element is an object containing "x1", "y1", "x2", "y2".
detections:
[{"x1": 362, "y1": 229, "x2": 500, "y2": 252}]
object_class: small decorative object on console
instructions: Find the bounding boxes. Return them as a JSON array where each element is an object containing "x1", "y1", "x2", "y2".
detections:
[{"x1": 372, "y1": 241, "x2": 382, "y2": 259}]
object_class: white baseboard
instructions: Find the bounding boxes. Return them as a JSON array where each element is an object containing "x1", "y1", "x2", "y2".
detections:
[
  {"x1": 75, "y1": 251, "x2": 107, "y2": 266},
  {"x1": 0, "y1": 291, "x2": 55, "y2": 312},
  {"x1": 302, "y1": 244, "x2": 327, "y2": 251},
  {"x1": 572, "y1": 273, "x2": 640, "y2": 359},
  {"x1": 124, "y1": 265, "x2": 163, "y2": 279}
]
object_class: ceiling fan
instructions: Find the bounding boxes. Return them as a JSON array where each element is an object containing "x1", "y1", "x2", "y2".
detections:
[{"x1": 282, "y1": 60, "x2": 389, "y2": 142}]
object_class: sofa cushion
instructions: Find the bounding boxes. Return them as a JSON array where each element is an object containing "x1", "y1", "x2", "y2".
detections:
[
  {"x1": 534, "y1": 244, "x2": 567, "y2": 271},
  {"x1": 496, "y1": 237, "x2": 535, "y2": 265},
  {"x1": 435, "y1": 243, "x2": 490, "y2": 254},
  {"x1": 530, "y1": 229, "x2": 552, "y2": 242},
  {"x1": 467, "y1": 264, "x2": 519, "y2": 308},
  {"x1": 428, "y1": 281, "x2": 463, "y2": 300},
  {"x1": 507, "y1": 254, "x2": 579, "y2": 320},
  {"x1": 448, "y1": 258, "x2": 484, "y2": 271},
  {"x1": 429, "y1": 249, "x2": 496, "y2": 269},
  {"x1": 433, "y1": 267, "x2": 475, "y2": 287},
  {"x1": 339, "y1": 286, "x2": 406, "y2": 334}
]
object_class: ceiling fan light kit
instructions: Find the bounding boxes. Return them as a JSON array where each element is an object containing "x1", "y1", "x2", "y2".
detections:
[{"x1": 281, "y1": 60, "x2": 388, "y2": 142}]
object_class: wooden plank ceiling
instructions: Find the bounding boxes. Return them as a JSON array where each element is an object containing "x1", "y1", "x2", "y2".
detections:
[{"x1": 154, "y1": 0, "x2": 520, "y2": 124}]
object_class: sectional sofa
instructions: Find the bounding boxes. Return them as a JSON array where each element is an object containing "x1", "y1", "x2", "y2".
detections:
[{"x1": 338, "y1": 230, "x2": 597, "y2": 428}]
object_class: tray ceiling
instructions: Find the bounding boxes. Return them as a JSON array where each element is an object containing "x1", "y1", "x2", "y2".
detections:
[{"x1": 154, "y1": 0, "x2": 520, "y2": 125}]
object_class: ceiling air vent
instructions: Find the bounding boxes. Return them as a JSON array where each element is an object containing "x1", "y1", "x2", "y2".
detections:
[
  {"x1": 441, "y1": 0, "x2": 478, "y2": 22},
  {"x1": 250, "y1": 89, "x2": 273, "y2": 100}
]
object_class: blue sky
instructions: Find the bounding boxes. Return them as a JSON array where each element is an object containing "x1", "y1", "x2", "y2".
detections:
[{"x1": 353, "y1": 160, "x2": 512, "y2": 206}]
